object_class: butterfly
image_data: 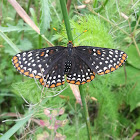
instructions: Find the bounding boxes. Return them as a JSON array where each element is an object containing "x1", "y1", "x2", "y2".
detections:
[{"x1": 12, "y1": 41, "x2": 127, "y2": 88}]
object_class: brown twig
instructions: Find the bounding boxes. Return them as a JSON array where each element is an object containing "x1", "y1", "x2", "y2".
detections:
[
  {"x1": 66, "y1": 0, "x2": 72, "y2": 14},
  {"x1": 130, "y1": 132, "x2": 140, "y2": 140},
  {"x1": 8, "y1": 0, "x2": 40, "y2": 34},
  {"x1": 8, "y1": 0, "x2": 53, "y2": 47}
]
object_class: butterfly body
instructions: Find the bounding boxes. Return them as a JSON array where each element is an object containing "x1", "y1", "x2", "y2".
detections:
[{"x1": 12, "y1": 41, "x2": 127, "y2": 88}]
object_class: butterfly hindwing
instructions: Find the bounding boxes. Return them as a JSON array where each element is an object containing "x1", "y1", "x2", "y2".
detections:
[
  {"x1": 66, "y1": 55, "x2": 95, "y2": 85},
  {"x1": 39, "y1": 56, "x2": 66, "y2": 88},
  {"x1": 75, "y1": 46, "x2": 127, "y2": 75}
]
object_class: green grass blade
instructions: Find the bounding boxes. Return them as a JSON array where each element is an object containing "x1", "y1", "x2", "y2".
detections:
[
  {"x1": 0, "y1": 30, "x2": 20, "y2": 53},
  {"x1": 0, "y1": 113, "x2": 32, "y2": 140}
]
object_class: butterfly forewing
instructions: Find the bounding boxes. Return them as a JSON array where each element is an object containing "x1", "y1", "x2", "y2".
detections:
[
  {"x1": 75, "y1": 46, "x2": 127, "y2": 75},
  {"x1": 12, "y1": 46, "x2": 66, "y2": 79}
]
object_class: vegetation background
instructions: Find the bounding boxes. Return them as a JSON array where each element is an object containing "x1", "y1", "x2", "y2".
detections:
[{"x1": 0, "y1": 0, "x2": 140, "y2": 139}]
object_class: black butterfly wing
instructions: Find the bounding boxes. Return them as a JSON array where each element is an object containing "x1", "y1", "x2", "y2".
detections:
[
  {"x1": 12, "y1": 46, "x2": 66, "y2": 79},
  {"x1": 75, "y1": 46, "x2": 127, "y2": 75},
  {"x1": 66, "y1": 54, "x2": 95, "y2": 85}
]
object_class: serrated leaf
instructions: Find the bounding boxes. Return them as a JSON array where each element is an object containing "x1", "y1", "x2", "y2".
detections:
[
  {"x1": 40, "y1": 0, "x2": 52, "y2": 34},
  {"x1": 0, "y1": 23, "x2": 32, "y2": 33}
]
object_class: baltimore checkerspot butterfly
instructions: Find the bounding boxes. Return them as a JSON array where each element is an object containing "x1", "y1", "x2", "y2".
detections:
[{"x1": 12, "y1": 41, "x2": 127, "y2": 88}]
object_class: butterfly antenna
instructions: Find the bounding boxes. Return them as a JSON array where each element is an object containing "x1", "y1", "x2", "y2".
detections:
[
  {"x1": 73, "y1": 30, "x2": 87, "y2": 41},
  {"x1": 53, "y1": 28, "x2": 68, "y2": 42}
]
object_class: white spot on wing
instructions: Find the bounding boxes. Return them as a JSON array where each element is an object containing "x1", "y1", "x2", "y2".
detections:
[
  {"x1": 32, "y1": 70, "x2": 37, "y2": 74},
  {"x1": 103, "y1": 67, "x2": 108, "y2": 71},
  {"x1": 28, "y1": 53, "x2": 32, "y2": 57},
  {"x1": 28, "y1": 68, "x2": 32, "y2": 72},
  {"x1": 38, "y1": 64, "x2": 42, "y2": 68},
  {"x1": 32, "y1": 63, "x2": 36, "y2": 67}
]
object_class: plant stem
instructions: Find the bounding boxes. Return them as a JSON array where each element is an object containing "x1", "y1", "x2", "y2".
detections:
[
  {"x1": 26, "y1": 0, "x2": 32, "y2": 14},
  {"x1": 132, "y1": 36, "x2": 140, "y2": 56},
  {"x1": 59, "y1": 0, "x2": 73, "y2": 42},
  {"x1": 79, "y1": 86, "x2": 92, "y2": 140}
]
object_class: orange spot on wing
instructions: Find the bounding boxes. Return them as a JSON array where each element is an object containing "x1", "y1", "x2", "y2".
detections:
[
  {"x1": 39, "y1": 78, "x2": 43, "y2": 83},
  {"x1": 13, "y1": 56, "x2": 17, "y2": 60},
  {"x1": 45, "y1": 84, "x2": 49, "y2": 88},
  {"x1": 93, "y1": 72, "x2": 95, "y2": 75},
  {"x1": 67, "y1": 80, "x2": 70, "y2": 83},
  {"x1": 119, "y1": 63, "x2": 122, "y2": 66},
  {"x1": 70, "y1": 80, "x2": 75, "y2": 84},
  {"x1": 39, "y1": 78, "x2": 45, "y2": 86},
  {"x1": 122, "y1": 56, "x2": 126, "y2": 60},
  {"x1": 86, "y1": 79, "x2": 91, "y2": 82},
  {"x1": 81, "y1": 81, "x2": 86, "y2": 85},
  {"x1": 50, "y1": 84, "x2": 56, "y2": 88},
  {"x1": 111, "y1": 67, "x2": 115, "y2": 72},
  {"x1": 17, "y1": 67, "x2": 21, "y2": 70},
  {"x1": 115, "y1": 65, "x2": 119, "y2": 69},
  {"x1": 123, "y1": 53, "x2": 127, "y2": 57},
  {"x1": 14, "y1": 59, "x2": 18, "y2": 63},
  {"x1": 120, "y1": 59, "x2": 124, "y2": 63},
  {"x1": 105, "y1": 69, "x2": 110, "y2": 74},
  {"x1": 75, "y1": 81, "x2": 80, "y2": 85},
  {"x1": 98, "y1": 72, "x2": 104, "y2": 75},
  {"x1": 35, "y1": 75, "x2": 41, "y2": 78},
  {"x1": 90, "y1": 75, "x2": 95, "y2": 80},
  {"x1": 15, "y1": 63, "x2": 19, "y2": 67},
  {"x1": 97, "y1": 50, "x2": 101, "y2": 55},
  {"x1": 62, "y1": 81, "x2": 65, "y2": 85},
  {"x1": 40, "y1": 52, "x2": 45, "y2": 56},
  {"x1": 20, "y1": 69, "x2": 24, "y2": 73},
  {"x1": 29, "y1": 74, "x2": 34, "y2": 77},
  {"x1": 24, "y1": 71, "x2": 29, "y2": 76},
  {"x1": 56, "y1": 82, "x2": 62, "y2": 86}
]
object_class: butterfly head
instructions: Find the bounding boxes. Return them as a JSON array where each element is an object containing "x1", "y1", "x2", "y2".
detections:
[{"x1": 67, "y1": 41, "x2": 73, "y2": 48}]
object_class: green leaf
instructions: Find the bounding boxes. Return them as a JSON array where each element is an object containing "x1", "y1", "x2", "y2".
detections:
[
  {"x1": 111, "y1": 65, "x2": 140, "y2": 111},
  {"x1": 126, "y1": 44, "x2": 140, "y2": 69},
  {"x1": 17, "y1": 38, "x2": 33, "y2": 51},
  {"x1": 40, "y1": 0, "x2": 52, "y2": 34},
  {"x1": 0, "y1": 23, "x2": 32, "y2": 33}
]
